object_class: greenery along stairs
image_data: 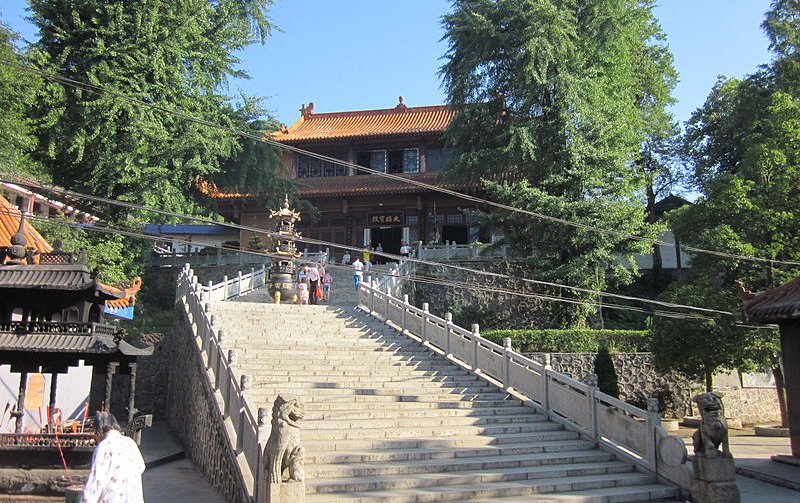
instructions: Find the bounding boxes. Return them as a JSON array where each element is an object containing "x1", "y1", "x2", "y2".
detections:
[{"x1": 209, "y1": 298, "x2": 680, "y2": 502}]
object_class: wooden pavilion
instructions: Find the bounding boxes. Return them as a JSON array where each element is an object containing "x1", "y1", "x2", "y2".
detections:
[{"x1": 742, "y1": 276, "x2": 800, "y2": 462}]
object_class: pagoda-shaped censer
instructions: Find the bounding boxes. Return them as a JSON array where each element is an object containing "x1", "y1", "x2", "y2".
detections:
[{"x1": 267, "y1": 194, "x2": 302, "y2": 302}]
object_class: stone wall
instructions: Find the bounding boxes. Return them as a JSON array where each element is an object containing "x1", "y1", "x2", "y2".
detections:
[
  {"x1": 165, "y1": 307, "x2": 251, "y2": 503},
  {"x1": 525, "y1": 352, "x2": 782, "y2": 424},
  {"x1": 407, "y1": 261, "x2": 569, "y2": 329}
]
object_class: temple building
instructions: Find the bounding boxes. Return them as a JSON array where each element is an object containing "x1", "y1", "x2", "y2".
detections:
[{"x1": 202, "y1": 98, "x2": 489, "y2": 258}]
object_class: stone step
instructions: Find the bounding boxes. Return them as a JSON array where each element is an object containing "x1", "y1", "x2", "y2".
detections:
[
  {"x1": 308, "y1": 461, "x2": 636, "y2": 491},
  {"x1": 305, "y1": 472, "x2": 661, "y2": 501},
  {"x1": 302, "y1": 430, "x2": 581, "y2": 452},
  {"x1": 306, "y1": 406, "x2": 538, "y2": 421},
  {"x1": 302, "y1": 413, "x2": 546, "y2": 427},
  {"x1": 246, "y1": 391, "x2": 514, "y2": 403},
  {"x1": 306, "y1": 479, "x2": 677, "y2": 503},
  {"x1": 240, "y1": 375, "x2": 483, "y2": 386},
  {"x1": 305, "y1": 441, "x2": 606, "y2": 465},
  {"x1": 300, "y1": 423, "x2": 574, "y2": 442},
  {"x1": 248, "y1": 382, "x2": 500, "y2": 393},
  {"x1": 250, "y1": 399, "x2": 525, "y2": 412},
  {"x1": 231, "y1": 368, "x2": 474, "y2": 378}
]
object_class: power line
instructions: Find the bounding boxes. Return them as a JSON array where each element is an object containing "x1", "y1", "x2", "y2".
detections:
[
  {"x1": 2, "y1": 57, "x2": 799, "y2": 269},
  {"x1": 0, "y1": 181, "x2": 735, "y2": 318},
  {"x1": 6, "y1": 209, "x2": 725, "y2": 323}
]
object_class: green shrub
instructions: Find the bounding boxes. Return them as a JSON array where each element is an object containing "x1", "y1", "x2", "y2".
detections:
[{"x1": 481, "y1": 329, "x2": 651, "y2": 353}]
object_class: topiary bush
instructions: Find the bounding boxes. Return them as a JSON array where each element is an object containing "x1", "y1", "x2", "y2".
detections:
[{"x1": 594, "y1": 346, "x2": 620, "y2": 398}]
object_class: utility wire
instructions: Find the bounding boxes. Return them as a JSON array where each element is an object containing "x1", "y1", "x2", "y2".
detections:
[
  {"x1": 0, "y1": 181, "x2": 735, "y2": 318},
  {"x1": 3, "y1": 57, "x2": 800, "y2": 269},
  {"x1": 8, "y1": 209, "x2": 725, "y2": 322}
]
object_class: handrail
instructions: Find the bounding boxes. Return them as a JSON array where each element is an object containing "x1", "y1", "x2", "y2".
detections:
[
  {"x1": 357, "y1": 279, "x2": 691, "y2": 490},
  {"x1": 175, "y1": 264, "x2": 269, "y2": 501},
  {"x1": 417, "y1": 241, "x2": 508, "y2": 260}
]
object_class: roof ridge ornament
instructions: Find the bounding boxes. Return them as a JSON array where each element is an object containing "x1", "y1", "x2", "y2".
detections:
[
  {"x1": 300, "y1": 102, "x2": 315, "y2": 119},
  {"x1": 395, "y1": 95, "x2": 408, "y2": 112},
  {"x1": 6, "y1": 212, "x2": 29, "y2": 265}
]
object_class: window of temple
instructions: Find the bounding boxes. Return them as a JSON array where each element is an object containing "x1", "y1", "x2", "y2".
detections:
[
  {"x1": 356, "y1": 148, "x2": 418, "y2": 174},
  {"x1": 296, "y1": 152, "x2": 348, "y2": 178}
]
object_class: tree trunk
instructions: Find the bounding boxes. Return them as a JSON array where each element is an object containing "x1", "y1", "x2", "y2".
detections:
[
  {"x1": 705, "y1": 371, "x2": 713, "y2": 393},
  {"x1": 773, "y1": 365, "x2": 789, "y2": 428}
]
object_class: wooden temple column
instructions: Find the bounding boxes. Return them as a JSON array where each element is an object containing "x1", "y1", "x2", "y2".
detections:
[
  {"x1": 13, "y1": 371, "x2": 28, "y2": 434},
  {"x1": 48, "y1": 372, "x2": 58, "y2": 431},
  {"x1": 104, "y1": 362, "x2": 118, "y2": 411},
  {"x1": 781, "y1": 320, "x2": 800, "y2": 458},
  {"x1": 127, "y1": 362, "x2": 137, "y2": 424}
]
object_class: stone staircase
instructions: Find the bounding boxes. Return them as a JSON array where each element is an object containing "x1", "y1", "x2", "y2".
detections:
[{"x1": 210, "y1": 300, "x2": 679, "y2": 502}]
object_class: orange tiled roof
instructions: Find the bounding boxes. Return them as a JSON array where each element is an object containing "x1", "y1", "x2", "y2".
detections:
[
  {"x1": 271, "y1": 102, "x2": 455, "y2": 143},
  {"x1": 0, "y1": 195, "x2": 53, "y2": 259}
]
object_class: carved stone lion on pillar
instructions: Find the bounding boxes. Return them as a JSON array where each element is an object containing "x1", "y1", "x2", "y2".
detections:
[
  {"x1": 264, "y1": 395, "x2": 306, "y2": 484},
  {"x1": 692, "y1": 392, "x2": 731, "y2": 458}
]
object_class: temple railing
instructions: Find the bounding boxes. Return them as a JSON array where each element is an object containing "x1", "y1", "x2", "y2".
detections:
[
  {"x1": 417, "y1": 241, "x2": 508, "y2": 261},
  {"x1": 358, "y1": 279, "x2": 691, "y2": 491},
  {"x1": 0, "y1": 433, "x2": 95, "y2": 448},
  {"x1": 176, "y1": 265, "x2": 266, "y2": 502},
  {"x1": 0, "y1": 321, "x2": 118, "y2": 337},
  {"x1": 150, "y1": 249, "x2": 267, "y2": 268}
]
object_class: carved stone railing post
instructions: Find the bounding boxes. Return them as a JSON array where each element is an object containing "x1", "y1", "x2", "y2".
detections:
[
  {"x1": 445, "y1": 313, "x2": 453, "y2": 357},
  {"x1": 586, "y1": 373, "x2": 598, "y2": 440},
  {"x1": 471, "y1": 324, "x2": 480, "y2": 372},
  {"x1": 402, "y1": 294, "x2": 408, "y2": 330},
  {"x1": 259, "y1": 395, "x2": 305, "y2": 503},
  {"x1": 646, "y1": 397, "x2": 660, "y2": 470},
  {"x1": 420, "y1": 303, "x2": 429, "y2": 345},
  {"x1": 502, "y1": 337, "x2": 512, "y2": 389}
]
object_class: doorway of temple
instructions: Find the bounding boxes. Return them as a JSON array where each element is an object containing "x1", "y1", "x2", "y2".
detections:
[{"x1": 370, "y1": 227, "x2": 402, "y2": 263}]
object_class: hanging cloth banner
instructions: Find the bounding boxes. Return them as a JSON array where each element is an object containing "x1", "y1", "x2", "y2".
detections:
[{"x1": 24, "y1": 373, "x2": 46, "y2": 410}]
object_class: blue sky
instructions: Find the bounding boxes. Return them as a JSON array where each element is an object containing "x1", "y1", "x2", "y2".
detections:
[{"x1": 2, "y1": 0, "x2": 775, "y2": 127}]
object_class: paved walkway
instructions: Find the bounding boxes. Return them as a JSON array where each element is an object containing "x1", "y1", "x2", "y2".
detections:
[
  {"x1": 680, "y1": 428, "x2": 799, "y2": 502},
  {"x1": 140, "y1": 422, "x2": 225, "y2": 503}
]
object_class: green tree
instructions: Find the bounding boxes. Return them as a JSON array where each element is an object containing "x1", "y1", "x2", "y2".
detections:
[
  {"x1": 651, "y1": 283, "x2": 758, "y2": 392},
  {"x1": 672, "y1": 0, "x2": 799, "y2": 424},
  {"x1": 0, "y1": 21, "x2": 43, "y2": 178},
  {"x1": 28, "y1": 0, "x2": 279, "y2": 220},
  {"x1": 440, "y1": 0, "x2": 677, "y2": 327}
]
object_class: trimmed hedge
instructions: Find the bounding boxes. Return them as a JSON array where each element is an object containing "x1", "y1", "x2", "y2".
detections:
[{"x1": 481, "y1": 329, "x2": 651, "y2": 353}]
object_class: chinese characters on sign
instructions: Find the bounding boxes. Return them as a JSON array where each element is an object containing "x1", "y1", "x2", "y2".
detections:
[{"x1": 368, "y1": 212, "x2": 405, "y2": 226}]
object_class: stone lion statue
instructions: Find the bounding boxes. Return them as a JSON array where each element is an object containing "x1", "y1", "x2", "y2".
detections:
[
  {"x1": 692, "y1": 392, "x2": 731, "y2": 458},
  {"x1": 264, "y1": 395, "x2": 306, "y2": 484}
]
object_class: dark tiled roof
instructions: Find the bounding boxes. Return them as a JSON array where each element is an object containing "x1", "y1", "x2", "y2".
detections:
[
  {"x1": 271, "y1": 105, "x2": 454, "y2": 143},
  {"x1": 0, "y1": 333, "x2": 153, "y2": 356},
  {"x1": 0, "y1": 264, "x2": 127, "y2": 301},
  {"x1": 742, "y1": 276, "x2": 800, "y2": 323},
  {"x1": 0, "y1": 264, "x2": 96, "y2": 290}
]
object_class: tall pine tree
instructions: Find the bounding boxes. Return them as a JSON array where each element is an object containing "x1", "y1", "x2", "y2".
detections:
[{"x1": 440, "y1": 0, "x2": 677, "y2": 326}]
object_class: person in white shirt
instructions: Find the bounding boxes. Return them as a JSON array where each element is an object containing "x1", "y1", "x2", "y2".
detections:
[
  {"x1": 352, "y1": 257, "x2": 364, "y2": 290},
  {"x1": 81, "y1": 411, "x2": 145, "y2": 503},
  {"x1": 307, "y1": 262, "x2": 321, "y2": 305}
]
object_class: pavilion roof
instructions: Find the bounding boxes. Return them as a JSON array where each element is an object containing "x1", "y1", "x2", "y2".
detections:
[
  {"x1": 742, "y1": 276, "x2": 800, "y2": 323},
  {"x1": 0, "y1": 264, "x2": 127, "y2": 301},
  {"x1": 270, "y1": 101, "x2": 454, "y2": 143},
  {"x1": 0, "y1": 332, "x2": 152, "y2": 356}
]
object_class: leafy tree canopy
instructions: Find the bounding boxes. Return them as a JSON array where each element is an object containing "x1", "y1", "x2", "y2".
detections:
[
  {"x1": 0, "y1": 21, "x2": 43, "y2": 179},
  {"x1": 440, "y1": 0, "x2": 677, "y2": 326},
  {"x1": 28, "y1": 0, "x2": 283, "y2": 221}
]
